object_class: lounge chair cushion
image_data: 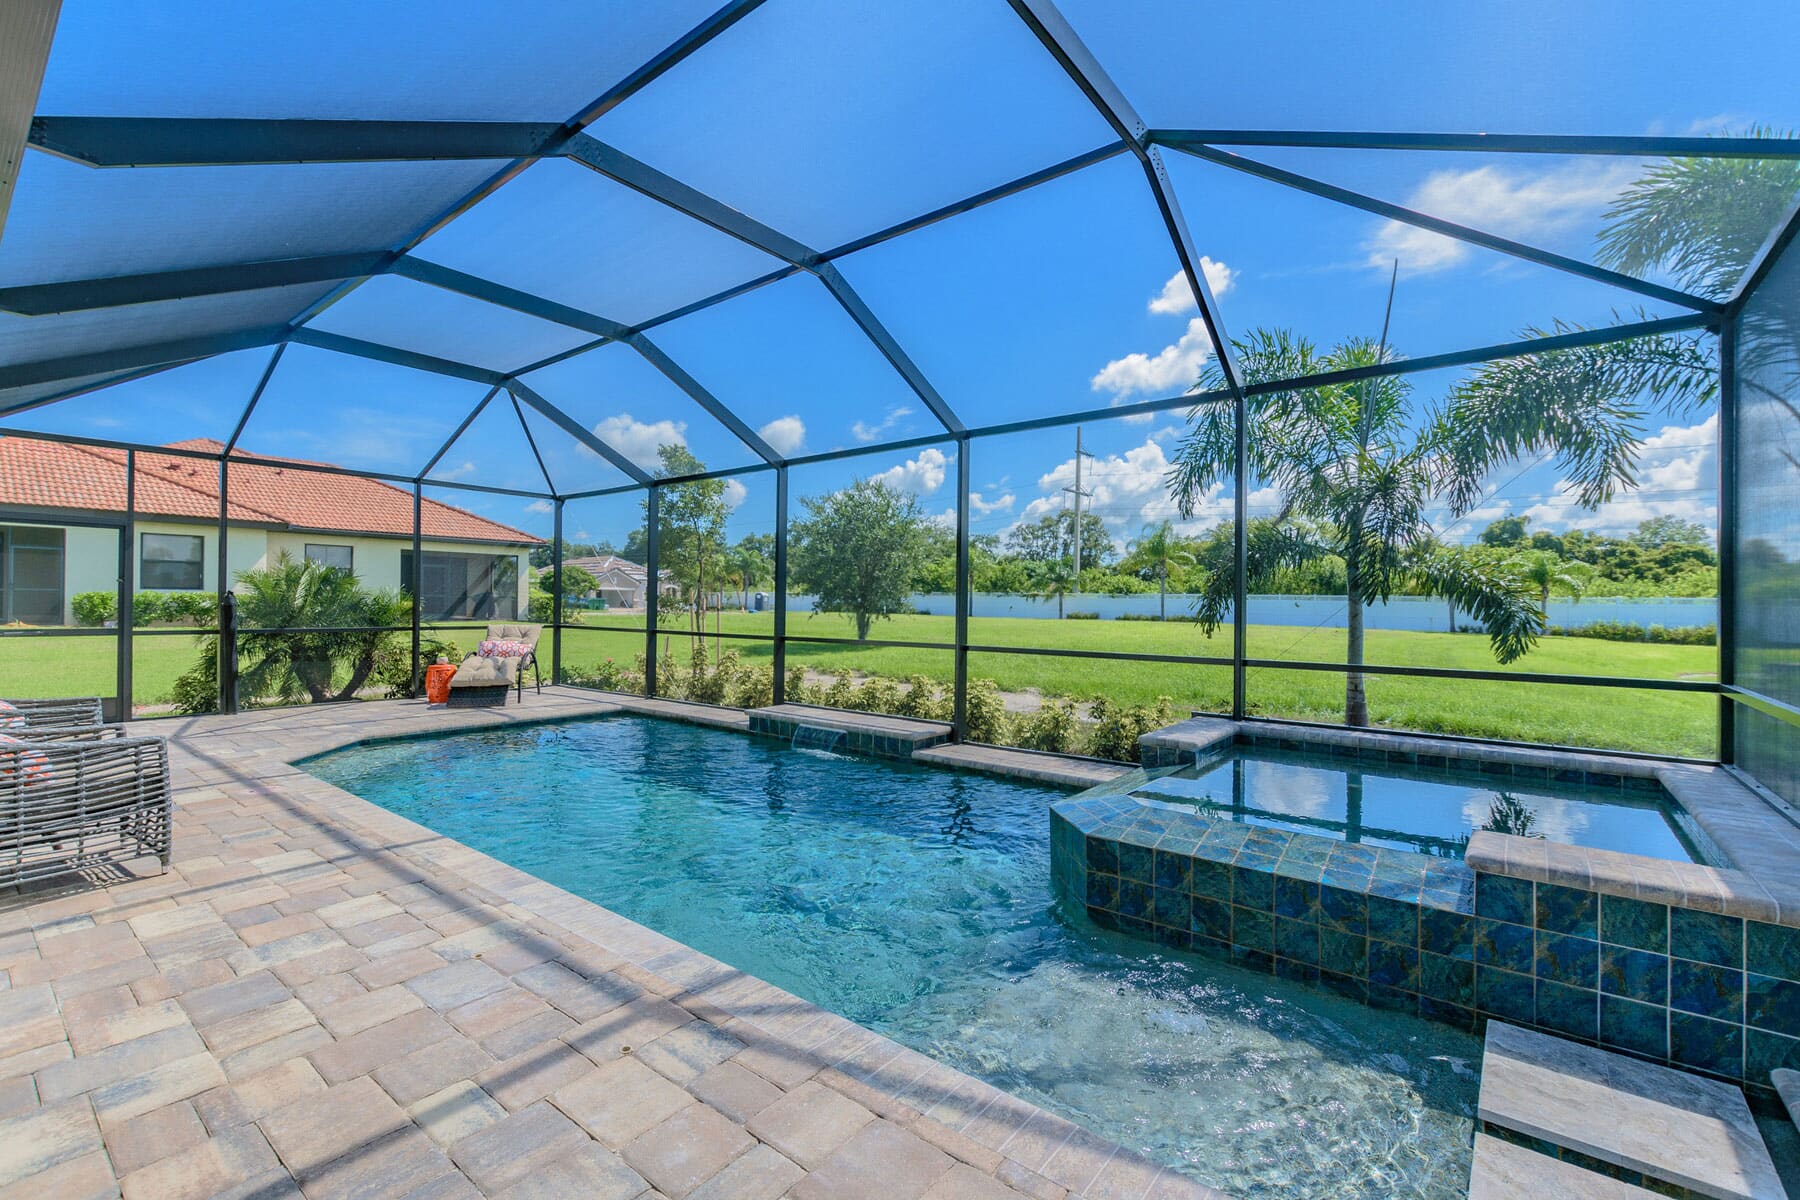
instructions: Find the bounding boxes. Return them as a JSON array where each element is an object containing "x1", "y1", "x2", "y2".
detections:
[
  {"x1": 477, "y1": 638, "x2": 534, "y2": 659},
  {"x1": 0, "y1": 735, "x2": 53, "y2": 785},
  {"x1": 0, "y1": 701, "x2": 23, "y2": 731},
  {"x1": 486, "y1": 623, "x2": 541, "y2": 648},
  {"x1": 451, "y1": 656, "x2": 519, "y2": 687}
]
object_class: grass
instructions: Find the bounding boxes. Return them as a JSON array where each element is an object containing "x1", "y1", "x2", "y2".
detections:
[
  {"x1": 558, "y1": 611, "x2": 1718, "y2": 758},
  {"x1": 0, "y1": 612, "x2": 1716, "y2": 757}
]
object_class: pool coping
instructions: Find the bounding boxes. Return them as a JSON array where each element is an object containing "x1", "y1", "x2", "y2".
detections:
[{"x1": 1, "y1": 689, "x2": 1226, "y2": 1200}]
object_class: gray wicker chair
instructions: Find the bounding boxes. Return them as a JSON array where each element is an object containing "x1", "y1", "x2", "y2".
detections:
[
  {"x1": 2, "y1": 726, "x2": 172, "y2": 888},
  {"x1": 4, "y1": 697, "x2": 105, "y2": 730}
]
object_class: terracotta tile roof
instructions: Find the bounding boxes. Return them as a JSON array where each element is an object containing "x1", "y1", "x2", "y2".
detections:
[{"x1": 0, "y1": 436, "x2": 542, "y2": 545}]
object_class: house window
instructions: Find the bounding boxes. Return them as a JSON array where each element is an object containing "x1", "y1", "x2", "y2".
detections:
[
  {"x1": 0, "y1": 525, "x2": 65, "y2": 625},
  {"x1": 305, "y1": 543, "x2": 354, "y2": 573},
  {"x1": 140, "y1": 532, "x2": 205, "y2": 590},
  {"x1": 401, "y1": 551, "x2": 521, "y2": 620}
]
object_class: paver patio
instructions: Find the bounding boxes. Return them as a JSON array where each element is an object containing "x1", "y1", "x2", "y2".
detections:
[{"x1": 0, "y1": 688, "x2": 1224, "y2": 1200}]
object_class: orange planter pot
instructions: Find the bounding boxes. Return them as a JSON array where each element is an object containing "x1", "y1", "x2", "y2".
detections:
[{"x1": 424, "y1": 663, "x2": 457, "y2": 705}]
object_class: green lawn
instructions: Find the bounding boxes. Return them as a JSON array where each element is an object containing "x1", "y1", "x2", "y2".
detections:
[
  {"x1": 560, "y1": 611, "x2": 1718, "y2": 758},
  {"x1": 1, "y1": 613, "x2": 1717, "y2": 757}
]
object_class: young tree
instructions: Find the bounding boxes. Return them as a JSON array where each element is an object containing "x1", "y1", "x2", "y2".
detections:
[
  {"x1": 1515, "y1": 551, "x2": 1592, "y2": 611},
  {"x1": 538, "y1": 563, "x2": 598, "y2": 599},
  {"x1": 725, "y1": 540, "x2": 770, "y2": 611},
  {"x1": 1170, "y1": 330, "x2": 1543, "y2": 726},
  {"x1": 790, "y1": 478, "x2": 926, "y2": 639},
  {"x1": 1005, "y1": 510, "x2": 1112, "y2": 566},
  {"x1": 1122, "y1": 519, "x2": 1197, "y2": 619},
  {"x1": 1027, "y1": 558, "x2": 1077, "y2": 619},
  {"x1": 647, "y1": 445, "x2": 728, "y2": 634}
]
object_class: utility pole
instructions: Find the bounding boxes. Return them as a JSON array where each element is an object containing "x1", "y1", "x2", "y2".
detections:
[{"x1": 1062, "y1": 426, "x2": 1093, "y2": 593}]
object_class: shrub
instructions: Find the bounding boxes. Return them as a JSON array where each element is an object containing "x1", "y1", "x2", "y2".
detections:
[
  {"x1": 161, "y1": 592, "x2": 217, "y2": 625},
  {"x1": 71, "y1": 591, "x2": 117, "y2": 627},
  {"x1": 1545, "y1": 620, "x2": 1714, "y2": 645},
  {"x1": 170, "y1": 646, "x2": 218, "y2": 715},
  {"x1": 1064, "y1": 611, "x2": 1100, "y2": 620},
  {"x1": 853, "y1": 676, "x2": 904, "y2": 716},
  {"x1": 896, "y1": 675, "x2": 949, "y2": 721},
  {"x1": 527, "y1": 588, "x2": 555, "y2": 623},
  {"x1": 1085, "y1": 695, "x2": 1176, "y2": 763},
  {"x1": 821, "y1": 670, "x2": 857, "y2": 711},
  {"x1": 784, "y1": 666, "x2": 812, "y2": 704},
  {"x1": 132, "y1": 592, "x2": 167, "y2": 626},
  {"x1": 962, "y1": 678, "x2": 1011, "y2": 744},
  {"x1": 1013, "y1": 696, "x2": 1081, "y2": 753},
  {"x1": 729, "y1": 660, "x2": 773, "y2": 708}
]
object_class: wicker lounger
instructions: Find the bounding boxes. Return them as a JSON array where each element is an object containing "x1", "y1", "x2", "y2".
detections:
[
  {"x1": 2, "y1": 696, "x2": 105, "y2": 731},
  {"x1": 1, "y1": 726, "x2": 172, "y2": 888}
]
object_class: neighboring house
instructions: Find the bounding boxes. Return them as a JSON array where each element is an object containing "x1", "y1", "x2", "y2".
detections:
[
  {"x1": 545, "y1": 554, "x2": 678, "y2": 610},
  {"x1": 0, "y1": 437, "x2": 542, "y2": 626}
]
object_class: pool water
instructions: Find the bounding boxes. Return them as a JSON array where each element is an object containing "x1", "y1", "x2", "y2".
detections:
[
  {"x1": 304, "y1": 717, "x2": 1481, "y2": 1199},
  {"x1": 1134, "y1": 746, "x2": 1707, "y2": 863}
]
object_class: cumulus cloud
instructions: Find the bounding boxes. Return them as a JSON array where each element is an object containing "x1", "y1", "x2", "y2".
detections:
[
  {"x1": 1519, "y1": 415, "x2": 1718, "y2": 536},
  {"x1": 722, "y1": 478, "x2": 747, "y2": 509},
  {"x1": 592, "y1": 413, "x2": 686, "y2": 464},
  {"x1": 852, "y1": 405, "x2": 913, "y2": 443},
  {"x1": 872, "y1": 447, "x2": 948, "y2": 496},
  {"x1": 969, "y1": 491, "x2": 1014, "y2": 516},
  {"x1": 525, "y1": 499, "x2": 554, "y2": 514},
  {"x1": 433, "y1": 461, "x2": 476, "y2": 481},
  {"x1": 1147, "y1": 258, "x2": 1236, "y2": 314},
  {"x1": 1091, "y1": 317, "x2": 1216, "y2": 399},
  {"x1": 758, "y1": 415, "x2": 806, "y2": 455},
  {"x1": 1367, "y1": 160, "x2": 1639, "y2": 274}
]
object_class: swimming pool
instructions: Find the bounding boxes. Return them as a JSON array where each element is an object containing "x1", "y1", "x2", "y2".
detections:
[
  {"x1": 1135, "y1": 744, "x2": 1711, "y2": 863},
  {"x1": 303, "y1": 716, "x2": 1481, "y2": 1199}
]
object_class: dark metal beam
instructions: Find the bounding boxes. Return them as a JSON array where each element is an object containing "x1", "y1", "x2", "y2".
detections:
[
  {"x1": 29, "y1": 117, "x2": 561, "y2": 167},
  {"x1": 1004, "y1": 0, "x2": 1242, "y2": 399},
  {"x1": 1148, "y1": 129, "x2": 1800, "y2": 159},
  {"x1": 564, "y1": 134, "x2": 965, "y2": 433},
  {"x1": 510, "y1": 394, "x2": 557, "y2": 495},
  {"x1": 505, "y1": 378, "x2": 653, "y2": 486},
  {"x1": 223, "y1": 344, "x2": 286, "y2": 455},
  {"x1": 623, "y1": 333, "x2": 781, "y2": 462},
  {"x1": 420, "y1": 385, "x2": 502, "y2": 479},
  {"x1": 1726, "y1": 187, "x2": 1800, "y2": 317},
  {"x1": 0, "y1": 325, "x2": 286, "y2": 397},
  {"x1": 1172, "y1": 143, "x2": 1722, "y2": 315},
  {"x1": 390, "y1": 256, "x2": 627, "y2": 340},
  {"x1": 286, "y1": 327, "x2": 505, "y2": 385},
  {"x1": 0, "y1": 252, "x2": 387, "y2": 316}
]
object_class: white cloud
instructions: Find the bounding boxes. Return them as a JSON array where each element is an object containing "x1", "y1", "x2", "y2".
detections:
[
  {"x1": 872, "y1": 447, "x2": 948, "y2": 496},
  {"x1": 722, "y1": 478, "x2": 748, "y2": 509},
  {"x1": 1091, "y1": 317, "x2": 1216, "y2": 399},
  {"x1": 433, "y1": 460, "x2": 476, "y2": 481},
  {"x1": 592, "y1": 413, "x2": 686, "y2": 464},
  {"x1": 1519, "y1": 415, "x2": 1718, "y2": 537},
  {"x1": 1366, "y1": 160, "x2": 1640, "y2": 274},
  {"x1": 525, "y1": 499, "x2": 554, "y2": 514},
  {"x1": 852, "y1": 405, "x2": 913, "y2": 443},
  {"x1": 1147, "y1": 258, "x2": 1236, "y2": 314},
  {"x1": 758, "y1": 415, "x2": 806, "y2": 455},
  {"x1": 969, "y1": 491, "x2": 1014, "y2": 516}
]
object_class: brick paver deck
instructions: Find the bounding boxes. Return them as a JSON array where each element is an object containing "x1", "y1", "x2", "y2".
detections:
[{"x1": 0, "y1": 689, "x2": 1224, "y2": 1200}]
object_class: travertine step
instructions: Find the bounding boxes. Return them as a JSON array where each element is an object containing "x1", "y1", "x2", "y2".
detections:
[
  {"x1": 1478, "y1": 1022, "x2": 1787, "y2": 1200},
  {"x1": 1469, "y1": 1133, "x2": 1664, "y2": 1200},
  {"x1": 1775, "y1": 1069, "x2": 1800, "y2": 1131}
]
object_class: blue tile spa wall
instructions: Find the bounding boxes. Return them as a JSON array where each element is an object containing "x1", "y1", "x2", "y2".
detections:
[{"x1": 1051, "y1": 795, "x2": 1800, "y2": 1086}]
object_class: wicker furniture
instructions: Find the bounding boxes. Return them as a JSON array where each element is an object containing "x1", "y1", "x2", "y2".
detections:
[
  {"x1": 447, "y1": 623, "x2": 544, "y2": 706},
  {"x1": 1, "y1": 697, "x2": 105, "y2": 730},
  {"x1": 1, "y1": 725, "x2": 172, "y2": 888}
]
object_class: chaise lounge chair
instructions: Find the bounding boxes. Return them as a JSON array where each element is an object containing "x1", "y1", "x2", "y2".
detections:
[
  {"x1": 446, "y1": 623, "x2": 544, "y2": 707},
  {"x1": 0, "y1": 697, "x2": 105, "y2": 731},
  {"x1": 1, "y1": 723, "x2": 172, "y2": 888}
]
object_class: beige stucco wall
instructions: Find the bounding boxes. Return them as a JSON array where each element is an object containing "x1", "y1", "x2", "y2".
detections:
[{"x1": 26, "y1": 517, "x2": 529, "y2": 625}]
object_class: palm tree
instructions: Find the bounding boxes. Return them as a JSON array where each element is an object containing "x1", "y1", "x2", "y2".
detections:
[
  {"x1": 1123, "y1": 519, "x2": 1196, "y2": 620},
  {"x1": 1516, "y1": 551, "x2": 1591, "y2": 613},
  {"x1": 725, "y1": 544, "x2": 769, "y2": 613},
  {"x1": 215, "y1": 553, "x2": 409, "y2": 705},
  {"x1": 1170, "y1": 330, "x2": 1544, "y2": 726},
  {"x1": 1029, "y1": 559, "x2": 1077, "y2": 619}
]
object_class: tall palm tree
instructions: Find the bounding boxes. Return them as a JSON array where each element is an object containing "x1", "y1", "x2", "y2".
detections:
[
  {"x1": 1170, "y1": 331, "x2": 1544, "y2": 726},
  {"x1": 1516, "y1": 551, "x2": 1591, "y2": 612},
  {"x1": 725, "y1": 544, "x2": 769, "y2": 613},
  {"x1": 1029, "y1": 559, "x2": 1076, "y2": 619},
  {"x1": 1124, "y1": 519, "x2": 1196, "y2": 619}
]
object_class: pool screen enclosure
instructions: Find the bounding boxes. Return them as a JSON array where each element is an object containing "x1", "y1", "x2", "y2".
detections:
[{"x1": 1, "y1": 0, "x2": 1797, "y2": 803}]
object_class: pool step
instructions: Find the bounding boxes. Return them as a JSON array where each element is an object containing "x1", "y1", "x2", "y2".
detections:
[
  {"x1": 1469, "y1": 1133, "x2": 1665, "y2": 1200},
  {"x1": 1476, "y1": 1022, "x2": 1787, "y2": 1200}
]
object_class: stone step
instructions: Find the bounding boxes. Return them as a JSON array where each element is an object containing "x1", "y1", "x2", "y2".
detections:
[
  {"x1": 1775, "y1": 1069, "x2": 1799, "y2": 1131},
  {"x1": 1478, "y1": 1021, "x2": 1787, "y2": 1200},
  {"x1": 1469, "y1": 1133, "x2": 1666, "y2": 1200}
]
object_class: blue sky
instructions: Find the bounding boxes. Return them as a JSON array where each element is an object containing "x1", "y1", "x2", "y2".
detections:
[{"x1": 10, "y1": 0, "x2": 1797, "y2": 552}]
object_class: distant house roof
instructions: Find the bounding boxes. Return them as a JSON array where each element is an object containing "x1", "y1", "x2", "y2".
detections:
[{"x1": 0, "y1": 437, "x2": 542, "y2": 545}]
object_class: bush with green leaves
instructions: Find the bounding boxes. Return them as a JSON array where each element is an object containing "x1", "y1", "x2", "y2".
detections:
[
  {"x1": 132, "y1": 593, "x2": 167, "y2": 626},
  {"x1": 71, "y1": 591, "x2": 117, "y2": 627},
  {"x1": 961, "y1": 678, "x2": 1010, "y2": 745},
  {"x1": 1086, "y1": 695, "x2": 1177, "y2": 763},
  {"x1": 1013, "y1": 696, "x2": 1082, "y2": 754}
]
